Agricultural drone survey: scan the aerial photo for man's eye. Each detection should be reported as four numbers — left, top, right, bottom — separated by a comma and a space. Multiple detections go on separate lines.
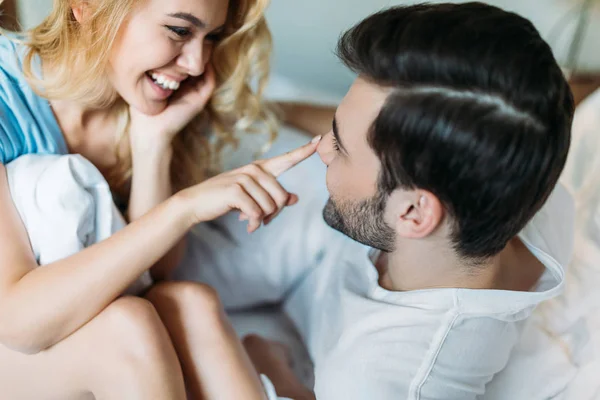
166, 25, 192, 38
332, 136, 341, 152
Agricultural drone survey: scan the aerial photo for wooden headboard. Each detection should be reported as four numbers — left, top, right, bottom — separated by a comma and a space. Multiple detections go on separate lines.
0, 0, 19, 31
571, 74, 600, 107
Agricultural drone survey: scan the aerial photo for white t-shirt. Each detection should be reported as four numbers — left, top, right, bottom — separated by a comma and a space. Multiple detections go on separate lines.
282, 183, 574, 400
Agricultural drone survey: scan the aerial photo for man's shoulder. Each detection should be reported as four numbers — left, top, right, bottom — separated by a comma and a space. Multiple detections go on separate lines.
520, 182, 575, 271
314, 309, 518, 400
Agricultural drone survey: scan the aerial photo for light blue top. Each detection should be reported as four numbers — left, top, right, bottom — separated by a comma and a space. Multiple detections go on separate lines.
0, 35, 67, 165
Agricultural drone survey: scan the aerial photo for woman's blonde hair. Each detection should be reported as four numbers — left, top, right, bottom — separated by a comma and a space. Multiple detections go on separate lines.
19, 0, 277, 196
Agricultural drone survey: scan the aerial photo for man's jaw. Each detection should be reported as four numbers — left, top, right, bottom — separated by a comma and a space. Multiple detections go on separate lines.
322, 196, 396, 252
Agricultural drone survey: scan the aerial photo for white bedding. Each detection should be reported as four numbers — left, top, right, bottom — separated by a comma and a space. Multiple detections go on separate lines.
475, 93, 600, 400
542, 89, 600, 399
227, 79, 600, 399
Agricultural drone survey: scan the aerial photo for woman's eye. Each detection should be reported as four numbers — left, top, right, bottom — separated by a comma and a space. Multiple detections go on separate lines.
206, 32, 224, 43
166, 25, 192, 38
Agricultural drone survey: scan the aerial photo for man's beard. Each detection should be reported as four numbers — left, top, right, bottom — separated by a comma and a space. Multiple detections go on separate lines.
322, 192, 396, 252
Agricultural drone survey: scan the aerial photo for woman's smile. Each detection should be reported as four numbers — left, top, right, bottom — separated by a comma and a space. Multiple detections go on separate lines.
144, 71, 187, 100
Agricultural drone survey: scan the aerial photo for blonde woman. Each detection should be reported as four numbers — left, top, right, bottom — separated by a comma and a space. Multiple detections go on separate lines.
0, 0, 321, 398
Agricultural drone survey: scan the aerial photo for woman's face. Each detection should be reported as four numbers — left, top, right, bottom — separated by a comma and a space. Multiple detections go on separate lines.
107, 0, 229, 115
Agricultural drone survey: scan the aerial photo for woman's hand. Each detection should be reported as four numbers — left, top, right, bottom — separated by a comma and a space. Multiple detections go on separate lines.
178, 136, 322, 232
129, 64, 217, 153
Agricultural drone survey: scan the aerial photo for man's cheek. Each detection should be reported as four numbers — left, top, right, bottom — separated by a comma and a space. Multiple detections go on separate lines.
325, 166, 345, 198
325, 169, 334, 194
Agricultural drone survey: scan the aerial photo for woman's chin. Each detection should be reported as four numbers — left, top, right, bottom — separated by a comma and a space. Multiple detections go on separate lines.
131, 99, 167, 116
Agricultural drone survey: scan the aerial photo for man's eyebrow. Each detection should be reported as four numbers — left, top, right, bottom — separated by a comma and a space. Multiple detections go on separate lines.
168, 12, 206, 29
332, 116, 348, 154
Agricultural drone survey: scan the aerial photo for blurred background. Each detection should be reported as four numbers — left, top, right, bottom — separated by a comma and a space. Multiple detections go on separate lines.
2, 0, 599, 104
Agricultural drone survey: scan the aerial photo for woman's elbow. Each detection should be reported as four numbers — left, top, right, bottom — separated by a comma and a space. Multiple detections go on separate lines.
4, 340, 47, 355
0, 332, 50, 355
0, 311, 53, 355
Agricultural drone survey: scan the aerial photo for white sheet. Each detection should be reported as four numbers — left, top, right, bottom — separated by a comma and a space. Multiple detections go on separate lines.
5, 154, 153, 295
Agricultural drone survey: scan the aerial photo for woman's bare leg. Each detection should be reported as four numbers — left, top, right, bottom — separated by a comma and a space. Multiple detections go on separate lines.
146, 281, 267, 400
0, 296, 187, 400
243, 335, 316, 400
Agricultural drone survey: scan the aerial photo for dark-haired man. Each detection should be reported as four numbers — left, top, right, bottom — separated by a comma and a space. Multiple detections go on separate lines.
178, 2, 575, 398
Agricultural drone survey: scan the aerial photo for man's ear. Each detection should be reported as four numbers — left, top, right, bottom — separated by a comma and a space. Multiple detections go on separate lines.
71, 1, 88, 24
390, 189, 444, 239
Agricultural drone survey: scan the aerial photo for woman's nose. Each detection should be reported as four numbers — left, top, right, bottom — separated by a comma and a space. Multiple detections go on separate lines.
178, 42, 208, 77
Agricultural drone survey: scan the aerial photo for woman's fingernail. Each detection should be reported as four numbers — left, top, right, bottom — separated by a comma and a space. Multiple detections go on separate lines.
311, 135, 322, 144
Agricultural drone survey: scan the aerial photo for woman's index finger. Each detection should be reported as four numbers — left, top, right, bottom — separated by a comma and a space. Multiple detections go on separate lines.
260, 136, 322, 177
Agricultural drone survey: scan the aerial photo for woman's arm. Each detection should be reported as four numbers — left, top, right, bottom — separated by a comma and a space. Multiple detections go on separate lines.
0, 162, 193, 354
0, 139, 318, 355
128, 142, 186, 282
126, 66, 219, 282
277, 102, 336, 138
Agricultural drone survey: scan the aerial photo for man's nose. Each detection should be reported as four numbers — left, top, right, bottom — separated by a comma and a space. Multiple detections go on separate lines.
317, 132, 335, 166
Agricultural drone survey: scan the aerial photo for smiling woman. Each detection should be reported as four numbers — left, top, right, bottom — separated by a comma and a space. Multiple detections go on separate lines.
20, 0, 276, 194
0, 0, 308, 398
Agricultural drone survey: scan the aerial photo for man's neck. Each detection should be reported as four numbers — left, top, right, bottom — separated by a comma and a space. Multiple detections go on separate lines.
376, 237, 545, 292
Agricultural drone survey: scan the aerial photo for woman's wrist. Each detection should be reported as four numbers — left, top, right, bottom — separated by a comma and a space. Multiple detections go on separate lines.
131, 136, 173, 164
130, 141, 173, 185
165, 190, 198, 232
128, 140, 174, 221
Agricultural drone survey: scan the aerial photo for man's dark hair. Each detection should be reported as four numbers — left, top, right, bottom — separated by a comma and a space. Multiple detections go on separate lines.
337, 2, 574, 260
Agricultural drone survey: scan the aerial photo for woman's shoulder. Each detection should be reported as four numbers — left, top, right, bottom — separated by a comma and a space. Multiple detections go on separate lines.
0, 34, 32, 98
0, 33, 20, 54
0, 35, 67, 165
0, 34, 27, 80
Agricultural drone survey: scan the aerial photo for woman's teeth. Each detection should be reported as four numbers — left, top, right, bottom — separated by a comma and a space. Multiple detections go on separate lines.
150, 73, 180, 91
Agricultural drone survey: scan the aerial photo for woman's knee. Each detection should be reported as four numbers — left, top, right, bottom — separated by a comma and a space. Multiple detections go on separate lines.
83, 297, 185, 398
146, 281, 226, 330
100, 296, 175, 361
148, 281, 222, 311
